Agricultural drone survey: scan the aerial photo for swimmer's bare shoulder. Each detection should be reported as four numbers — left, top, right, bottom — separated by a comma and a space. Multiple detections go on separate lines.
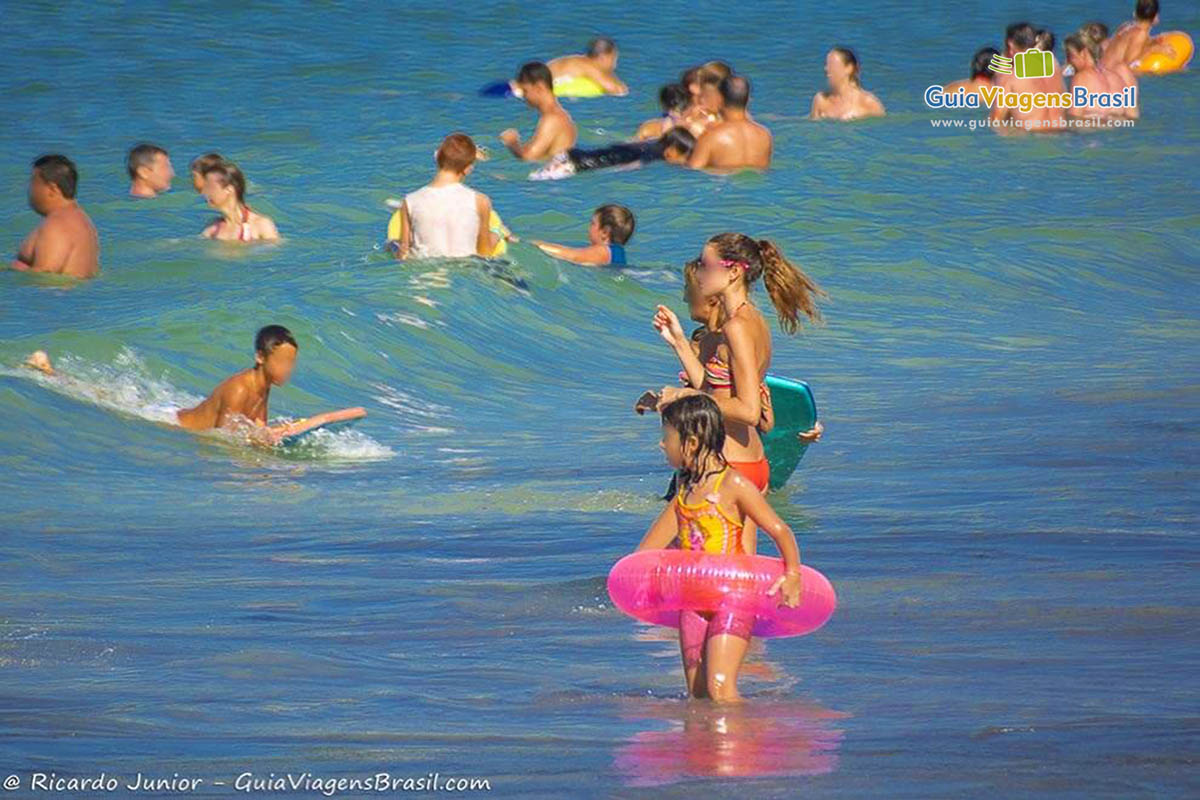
809, 91, 830, 119
176, 369, 257, 430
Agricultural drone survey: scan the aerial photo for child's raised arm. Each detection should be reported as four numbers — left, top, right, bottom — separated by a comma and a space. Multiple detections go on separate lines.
635, 502, 679, 551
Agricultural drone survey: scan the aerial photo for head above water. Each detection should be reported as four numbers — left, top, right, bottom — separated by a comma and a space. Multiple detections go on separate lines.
516, 61, 554, 104
660, 393, 726, 488
659, 83, 690, 115
698, 233, 826, 334
1005, 22, 1038, 54
827, 47, 861, 87
1135, 0, 1159, 23
201, 161, 247, 208
436, 132, 477, 175
1065, 32, 1101, 67
1034, 28, 1056, 53
719, 75, 751, 110
660, 127, 696, 164
1082, 21, 1109, 42
586, 36, 619, 70
254, 324, 298, 385
29, 154, 77, 213
189, 152, 225, 193
971, 46, 1001, 79
591, 204, 635, 246
697, 74, 724, 114
127, 143, 173, 192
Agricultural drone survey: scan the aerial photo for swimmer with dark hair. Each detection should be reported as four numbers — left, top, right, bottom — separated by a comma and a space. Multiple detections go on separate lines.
529, 128, 695, 180
548, 37, 628, 96
943, 47, 1001, 97
25, 326, 364, 444
499, 62, 577, 161
531, 204, 635, 267
635, 83, 691, 140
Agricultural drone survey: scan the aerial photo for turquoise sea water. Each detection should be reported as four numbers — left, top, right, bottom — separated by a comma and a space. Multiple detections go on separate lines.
1, 1, 1198, 797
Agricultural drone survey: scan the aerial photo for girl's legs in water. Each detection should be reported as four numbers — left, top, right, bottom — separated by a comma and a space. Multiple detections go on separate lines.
705, 633, 751, 702
680, 609, 753, 701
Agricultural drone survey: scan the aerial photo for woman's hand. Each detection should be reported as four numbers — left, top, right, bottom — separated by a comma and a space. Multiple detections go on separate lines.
652, 304, 687, 348
798, 420, 824, 444
767, 570, 803, 608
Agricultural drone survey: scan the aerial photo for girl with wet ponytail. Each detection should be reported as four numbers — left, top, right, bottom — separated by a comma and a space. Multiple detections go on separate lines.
651, 233, 824, 500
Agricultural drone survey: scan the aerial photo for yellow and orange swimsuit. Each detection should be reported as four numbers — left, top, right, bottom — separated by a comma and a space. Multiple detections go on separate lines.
674, 468, 756, 665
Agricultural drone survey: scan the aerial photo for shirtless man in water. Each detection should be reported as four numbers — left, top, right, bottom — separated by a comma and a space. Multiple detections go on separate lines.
548, 37, 628, 96
11, 155, 99, 279
500, 62, 577, 161
688, 76, 772, 171
990, 22, 1067, 133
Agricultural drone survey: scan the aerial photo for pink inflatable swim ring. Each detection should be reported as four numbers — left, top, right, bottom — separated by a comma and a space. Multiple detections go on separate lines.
607, 549, 837, 638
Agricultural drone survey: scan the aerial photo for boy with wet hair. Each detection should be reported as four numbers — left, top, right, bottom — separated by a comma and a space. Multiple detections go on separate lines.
26, 325, 362, 443
393, 133, 500, 259
499, 62, 577, 161
531, 203, 635, 266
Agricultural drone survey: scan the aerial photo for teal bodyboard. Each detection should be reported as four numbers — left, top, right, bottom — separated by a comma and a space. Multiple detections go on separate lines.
761, 375, 818, 491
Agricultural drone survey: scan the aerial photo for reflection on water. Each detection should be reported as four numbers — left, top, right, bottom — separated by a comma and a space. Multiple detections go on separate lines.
615, 697, 846, 786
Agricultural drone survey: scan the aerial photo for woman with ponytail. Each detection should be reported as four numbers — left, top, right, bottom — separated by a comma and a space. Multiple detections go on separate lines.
651, 233, 824, 517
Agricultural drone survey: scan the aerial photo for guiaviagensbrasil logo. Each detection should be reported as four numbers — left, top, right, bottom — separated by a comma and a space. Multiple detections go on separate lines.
988, 49, 1055, 79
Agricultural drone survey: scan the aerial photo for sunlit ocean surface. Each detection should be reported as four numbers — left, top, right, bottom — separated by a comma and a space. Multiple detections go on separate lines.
1, 0, 1197, 797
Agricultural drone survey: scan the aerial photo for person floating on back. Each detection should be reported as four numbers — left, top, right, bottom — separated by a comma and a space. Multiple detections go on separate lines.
24, 325, 364, 445
689, 76, 773, 171
528, 128, 695, 180
548, 37, 629, 96
532, 204, 635, 266
11, 154, 100, 279
499, 62, 578, 161
127, 143, 174, 198
392, 133, 502, 260
810, 47, 886, 121
200, 160, 279, 242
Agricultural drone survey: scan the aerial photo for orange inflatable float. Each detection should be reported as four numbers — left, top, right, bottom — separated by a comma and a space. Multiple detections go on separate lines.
1132, 31, 1194, 75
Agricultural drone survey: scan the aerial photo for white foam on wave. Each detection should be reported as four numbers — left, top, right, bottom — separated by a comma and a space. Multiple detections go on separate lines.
4, 350, 394, 461
275, 423, 394, 460
1, 348, 201, 425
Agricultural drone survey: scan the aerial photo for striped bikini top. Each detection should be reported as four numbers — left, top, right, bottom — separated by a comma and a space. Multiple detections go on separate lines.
675, 468, 746, 556
675, 352, 732, 390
